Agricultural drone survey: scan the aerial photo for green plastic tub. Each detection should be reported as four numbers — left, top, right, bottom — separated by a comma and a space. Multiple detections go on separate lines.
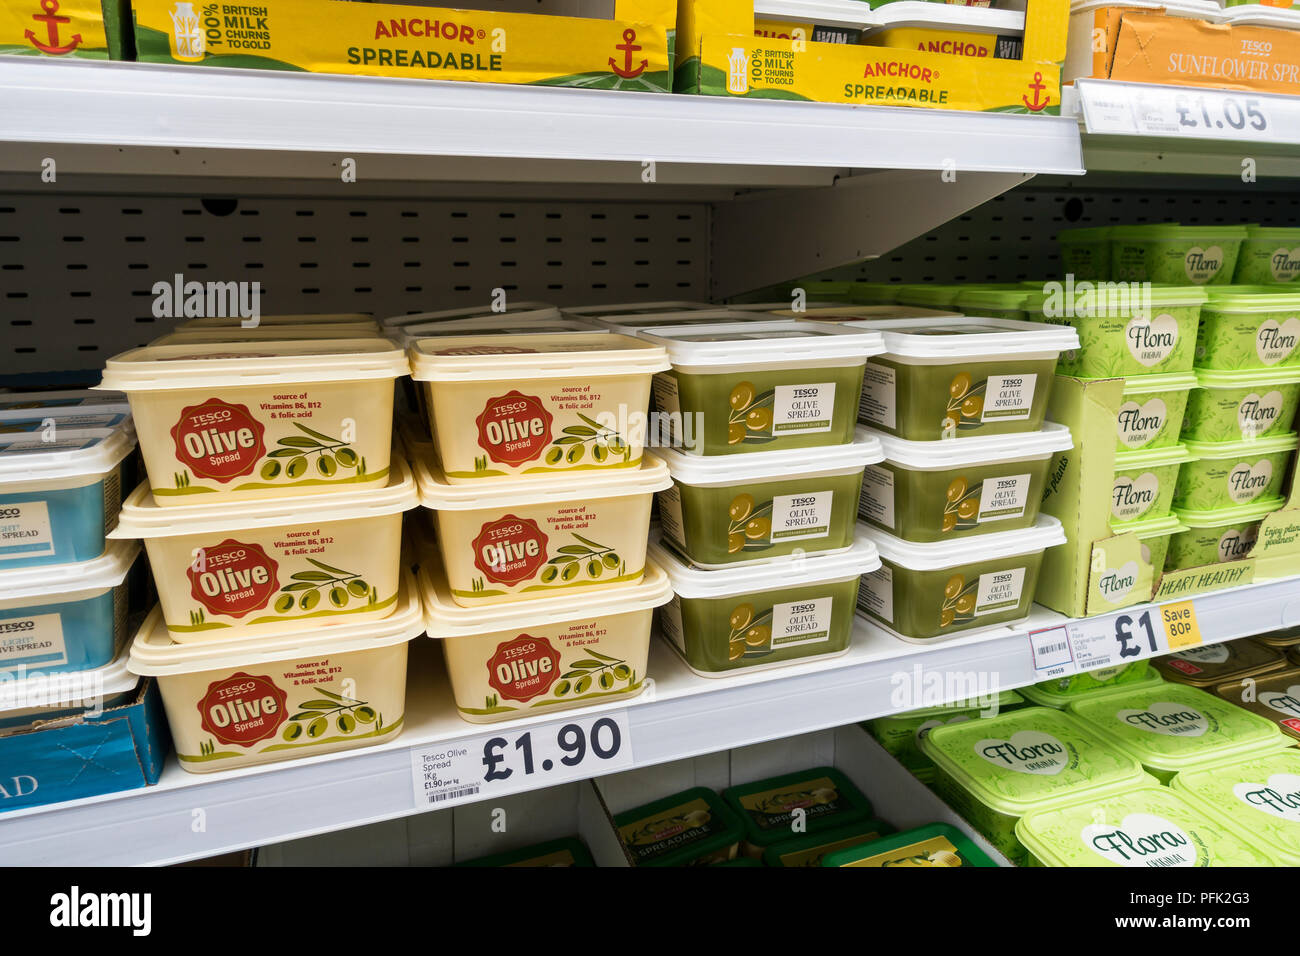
1026, 285, 1206, 378
893, 284, 966, 309
1110, 443, 1192, 526
615, 787, 744, 867
845, 282, 902, 305
1105, 371, 1197, 452
822, 822, 999, 867
1183, 366, 1300, 442
869, 689, 1024, 775
1197, 289, 1300, 369
1110, 224, 1248, 285
1017, 784, 1277, 867
1066, 682, 1287, 784
1020, 662, 1160, 709
638, 321, 883, 456
1171, 750, 1300, 864
1232, 225, 1300, 285
1112, 513, 1185, 578
454, 836, 595, 867
858, 423, 1072, 542
651, 434, 880, 568
1155, 637, 1286, 688
1174, 433, 1296, 512
1167, 497, 1283, 569
651, 534, 877, 675
858, 515, 1065, 642
1058, 226, 1112, 281
722, 766, 874, 856
762, 819, 895, 867
1215, 666, 1300, 744
919, 706, 1151, 865
849, 318, 1077, 441
952, 288, 1033, 322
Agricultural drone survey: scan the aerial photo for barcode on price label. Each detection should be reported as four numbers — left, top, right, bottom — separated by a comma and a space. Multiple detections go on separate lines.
1029, 626, 1073, 672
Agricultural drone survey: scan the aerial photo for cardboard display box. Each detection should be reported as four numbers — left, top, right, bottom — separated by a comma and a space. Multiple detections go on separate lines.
2, 0, 131, 58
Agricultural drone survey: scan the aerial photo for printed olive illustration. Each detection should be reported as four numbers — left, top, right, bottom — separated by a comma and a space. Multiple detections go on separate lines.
729, 640, 746, 661
592, 444, 609, 463
337, 713, 356, 733
744, 516, 770, 540
684, 810, 710, 827
575, 675, 592, 694
946, 477, 967, 503
354, 706, 377, 724
274, 594, 295, 613
307, 716, 328, 738
613, 664, 631, 680
729, 493, 754, 522
599, 672, 614, 690
329, 586, 348, 607
282, 723, 302, 741
949, 372, 971, 399
541, 565, 560, 583
944, 574, 964, 600
566, 444, 585, 464
561, 562, 580, 581
961, 394, 984, 418
745, 406, 773, 432
729, 603, 754, 631
602, 553, 620, 569
300, 589, 321, 611
260, 461, 281, 480
608, 434, 627, 451
335, 448, 358, 468
729, 381, 756, 411
728, 531, 745, 553
941, 512, 958, 532
955, 593, 977, 615
728, 422, 746, 445
744, 625, 770, 647
587, 559, 603, 578
957, 498, 979, 520
347, 579, 369, 597
317, 455, 337, 477
811, 788, 838, 805
544, 446, 564, 465
287, 456, 308, 479
940, 607, 956, 628
554, 680, 571, 697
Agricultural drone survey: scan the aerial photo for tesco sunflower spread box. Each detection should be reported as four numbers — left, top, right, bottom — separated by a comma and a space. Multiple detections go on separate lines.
132, 0, 676, 92
1, 0, 131, 59
675, 0, 1069, 113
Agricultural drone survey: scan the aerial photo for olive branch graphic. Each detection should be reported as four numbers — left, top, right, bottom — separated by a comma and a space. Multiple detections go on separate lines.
727, 381, 776, 446
552, 648, 634, 698
539, 533, 624, 583
262, 422, 364, 480
281, 686, 379, 741
276, 557, 376, 612
545, 413, 629, 465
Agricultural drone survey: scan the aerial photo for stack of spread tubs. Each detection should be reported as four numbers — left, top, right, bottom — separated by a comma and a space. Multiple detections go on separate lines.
408, 330, 674, 723
847, 317, 1074, 643
101, 335, 421, 772
621, 319, 885, 674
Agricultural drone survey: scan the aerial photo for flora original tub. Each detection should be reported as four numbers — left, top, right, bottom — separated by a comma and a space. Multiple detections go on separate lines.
1066, 682, 1287, 784
859, 423, 1072, 542
111, 459, 416, 641
420, 558, 671, 723
1215, 667, 1300, 743
1058, 226, 1112, 281
651, 534, 878, 675
1174, 433, 1296, 511
723, 766, 874, 857
919, 706, 1150, 865
1110, 225, 1248, 285
1020, 664, 1162, 710
653, 434, 881, 568
1183, 366, 1300, 442
127, 570, 422, 772
952, 288, 1033, 322
858, 515, 1065, 642
850, 318, 1077, 441
408, 332, 667, 481
822, 822, 998, 867
1197, 290, 1300, 369
615, 787, 744, 867
637, 321, 882, 455
0, 424, 136, 569
1111, 513, 1185, 579
1104, 372, 1197, 452
1167, 497, 1282, 569
98, 338, 406, 504
1016, 785, 1276, 867
1155, 638, 1285, 687
414, 448, 667, 606
868, 689, 1024, 779
0, 539, 138, 678
0, 646, 138, 730
1110, 443, 1192, 526
1171, 750, 1300, 864
1233, 226, 1300, 284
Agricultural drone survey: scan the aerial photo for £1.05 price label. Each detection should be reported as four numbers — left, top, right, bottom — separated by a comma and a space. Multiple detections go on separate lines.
410, 710, 633, 808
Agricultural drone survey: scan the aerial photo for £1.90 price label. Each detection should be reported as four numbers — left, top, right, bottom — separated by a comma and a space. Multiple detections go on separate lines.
1030, 600, 1203, 679
410, 710, 633, 808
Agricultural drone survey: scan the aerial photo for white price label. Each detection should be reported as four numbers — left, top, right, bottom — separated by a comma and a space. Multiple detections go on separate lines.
410, 710, 633, 808
1077, 79, 1296, 145
1029, 601, 1202, 679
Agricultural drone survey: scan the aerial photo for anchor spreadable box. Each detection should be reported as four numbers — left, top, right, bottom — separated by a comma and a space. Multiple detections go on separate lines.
1, 0, 131, 59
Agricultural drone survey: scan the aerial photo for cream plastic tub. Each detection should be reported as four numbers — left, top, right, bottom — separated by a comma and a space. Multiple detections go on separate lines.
414, 447, 669, 607
563, 301, 715, 317
174, 313, 379, 332
98, 338, 407, 505
420, 558, 672, 723
149, 328, 387, 346
393, 315, 598, 347
588, 310, 764, 337
408, 332, 667, 482
111, 458, 416, 642
128, 570, 422, 772
381, 302, 558, 331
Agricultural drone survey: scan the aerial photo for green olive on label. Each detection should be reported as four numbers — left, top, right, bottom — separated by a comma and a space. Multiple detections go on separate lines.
944, 575, 964, 600
554, 680, 571, 697
287, 456, 308, 479
561, 562, 580, 581
566, 444, 585, 464
348, 579, 369, 597
955, 593, 977, 615
744, 516, 770, 540
355, 706, 377, 723
599, 672, 614, 690
729, 603, 754, 630
575, 675, 592, 694
728, 640, 746, 662
260, 461, 281, 480
728, 532, 745, 553
587, 559, 602, 578
335, 448, 358, 467
545, 446, 564, 465
946, 477, 967, 502
942, 512, 958, 532
608, 435, 627, 451
337, 713, 356, 733
949, 372, 971, 399
602, 553, 619, 569
317, 455, 337, 476
307, 717, 328, 738
300, 589, 321, 611
744, 625, 770, 647
283, 723, 302, 741
329, 586, 348, 607
961, 395, 984, 418
613, 664, 631, 680
540, 565, 560, 583
592, 444, 609, 463
729, 493, 754, 522
957, 499, 978, 520
745, 407, 772, 432
274, 594, 295, 613
728, 422, 746, 445
729, 381, 756, 411
941, 607, 956, 628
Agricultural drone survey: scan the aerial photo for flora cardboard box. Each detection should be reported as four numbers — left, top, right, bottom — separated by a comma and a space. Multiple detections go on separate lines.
675, 0, 1069, 113
133, 0, 676, 92
2, 0, 131, 58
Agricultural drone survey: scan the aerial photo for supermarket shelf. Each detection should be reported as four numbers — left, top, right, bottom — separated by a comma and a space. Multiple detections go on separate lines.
3, 575, 1298, 866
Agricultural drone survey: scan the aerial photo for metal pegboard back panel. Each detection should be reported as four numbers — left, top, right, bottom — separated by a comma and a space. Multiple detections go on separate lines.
0, 195, 708, 376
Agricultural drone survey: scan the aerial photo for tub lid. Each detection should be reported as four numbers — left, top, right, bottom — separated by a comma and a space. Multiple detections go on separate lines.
637, 320, 884, 366
0, 388, 130, 419
1023, 284, 1209, 311
771, 305, 963, 321
1195, 365, 1300, 387
1066, 682, 1285, 772
1173, 496, 1284, 528
859, 421, 1071, 469
1108, 512, 1185, 541
893, 284, 965, 307
1113, 224, 1249, 240
1113, 442, 1193, 470
862, 513, 1065, 571
1016, 785, 1276, 868
414, 452, 670, 509
718, 301, 847, 314
1183, 432, 1299, 458
395, 316, 599, 345
382, 302, 558, 329
651, 432, 882, 485
111, 455, 416, 539
408, 332, 669, 382
1202, 290, 1300, 310
149, 328, 386, 346
875, 688, 1024, 721
0, 538, 139, 603
419, 558, 673, 639
1020, 668, 1165, 710
1245, 225, 1300, 240
863, 2, 1025, 35
918, 706, 1149, 816
1154, 638, 1286, 686
1169, 749, 1300, 865
0, 411, 132, 436
128, 569, 423, 676
842, 317, 1079, 358
99, 338, 408, 391
647, 532, 880, 598
1221, 4, 1300, 29
563, 301, 716, 317
1056, 226, 1112, 241
1120, 371, 1198, 395
0, 425, 136, 482
0, 646, 138, 715
587, 310, 763, 335
175, 313, 378, 330
952, 288, 1032, 311
1068, 0, 1222, 16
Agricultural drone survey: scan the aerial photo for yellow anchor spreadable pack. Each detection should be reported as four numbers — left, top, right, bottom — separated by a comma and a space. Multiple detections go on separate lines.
131, 0, 676, 92
676, 0, 1068, 113
1, 0, 129, 59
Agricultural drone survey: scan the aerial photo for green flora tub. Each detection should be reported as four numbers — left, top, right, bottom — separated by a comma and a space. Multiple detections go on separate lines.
893, 285, 965, 309
1167, 497, 1283, 569
1183, 367, 1300, 442
615, 787, 744, 867
1066, 682, 1287, 784
952, 288, 1033, 322
1017, 784, 1276, 867
844, 282, 901, 305
1026, 286, 1206, 378
858, 515, 1065, 643
859, 424, 1072, 542
1216, 666, 1300, 744
1197, 290, 1300, 369
651, 534, 878, 675
1110, 224, 1248, 285
1233, 226, 1300, 285
1058, 226, 1112, 281
1111, 513, 1185, 579
637, 321, 883, 456
850, 318, 1077, 441
822, 822, 998, 867
1107, 372, 1197, 451
1174, 433, 1296, 511
919, 706, 1151, 865
651, 434, 881, 569
1110, 443, 1192, 526
1155, 637, 1285, 688
1021, 662, 1161, 710
723, 766, 874, 857
1171, 750, 1300, 864
869, 689, 1024, 776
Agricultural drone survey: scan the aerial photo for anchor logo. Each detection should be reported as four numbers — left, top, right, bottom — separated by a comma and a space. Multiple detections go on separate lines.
25, 0, 83, 55
609, 28, 647, 79
1022, 70, 1051, 112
